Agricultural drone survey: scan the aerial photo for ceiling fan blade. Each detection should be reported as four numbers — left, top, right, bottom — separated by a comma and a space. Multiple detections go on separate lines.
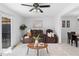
21, 4, 33, 7
39, 5, 50, 8
29, 8, 35, 12
38, 8, 43, 13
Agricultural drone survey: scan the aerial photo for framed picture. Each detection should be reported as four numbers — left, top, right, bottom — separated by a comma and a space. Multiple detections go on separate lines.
33, 20, 43, 28
62, 20, 65, 28
67, 20, 70, 28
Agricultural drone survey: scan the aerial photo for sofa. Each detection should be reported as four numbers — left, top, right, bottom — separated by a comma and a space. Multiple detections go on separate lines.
22, 29, 58, 43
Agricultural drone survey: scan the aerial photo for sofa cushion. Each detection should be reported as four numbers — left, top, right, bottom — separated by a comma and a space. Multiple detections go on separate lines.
31, 30, 43, 37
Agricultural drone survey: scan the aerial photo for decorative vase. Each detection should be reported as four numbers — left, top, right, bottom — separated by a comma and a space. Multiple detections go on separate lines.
34, 40, 38, 47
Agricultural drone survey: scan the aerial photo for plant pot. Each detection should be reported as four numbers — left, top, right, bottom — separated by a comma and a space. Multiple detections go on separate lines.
34, 40, 38, 47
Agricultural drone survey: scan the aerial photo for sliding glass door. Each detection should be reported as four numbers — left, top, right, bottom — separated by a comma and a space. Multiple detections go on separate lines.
2, 17, 11, 48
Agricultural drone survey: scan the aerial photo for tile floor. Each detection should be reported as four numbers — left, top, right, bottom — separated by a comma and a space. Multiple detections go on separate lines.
2, 43, 79, 56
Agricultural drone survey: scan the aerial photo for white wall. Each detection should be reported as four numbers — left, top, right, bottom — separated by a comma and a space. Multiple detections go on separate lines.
55, 17, 62, 43
61, 16, 79, 43
0, 4, 24, 51
24, 17, 56, 34
11, 16, 24, 47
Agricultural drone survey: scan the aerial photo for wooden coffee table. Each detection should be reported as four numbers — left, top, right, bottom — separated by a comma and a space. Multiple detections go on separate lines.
27, 43, 48, 56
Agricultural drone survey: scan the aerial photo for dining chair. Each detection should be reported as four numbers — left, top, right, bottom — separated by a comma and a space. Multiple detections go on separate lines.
71, 34, 78, 47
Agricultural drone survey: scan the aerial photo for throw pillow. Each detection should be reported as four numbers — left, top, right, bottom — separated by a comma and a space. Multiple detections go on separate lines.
27, 32, 31, 37
24, 36, 29, 39
47, 33, 52, 38
50, 32, 54, 37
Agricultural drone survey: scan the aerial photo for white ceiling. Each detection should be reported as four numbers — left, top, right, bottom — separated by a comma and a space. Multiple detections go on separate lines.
65, 7, 79, 16
1, 3, 75, 18
61, 4, 79, 17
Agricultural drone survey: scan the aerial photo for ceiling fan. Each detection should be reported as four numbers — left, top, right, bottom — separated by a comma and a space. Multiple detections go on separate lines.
21, 3, 50, 13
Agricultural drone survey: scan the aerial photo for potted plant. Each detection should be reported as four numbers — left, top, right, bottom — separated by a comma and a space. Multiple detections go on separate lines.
32, 34, 42, 47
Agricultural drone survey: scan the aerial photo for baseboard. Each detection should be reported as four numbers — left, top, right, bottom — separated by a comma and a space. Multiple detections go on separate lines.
11, 45, 16, 50
11, 42, 20, 50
